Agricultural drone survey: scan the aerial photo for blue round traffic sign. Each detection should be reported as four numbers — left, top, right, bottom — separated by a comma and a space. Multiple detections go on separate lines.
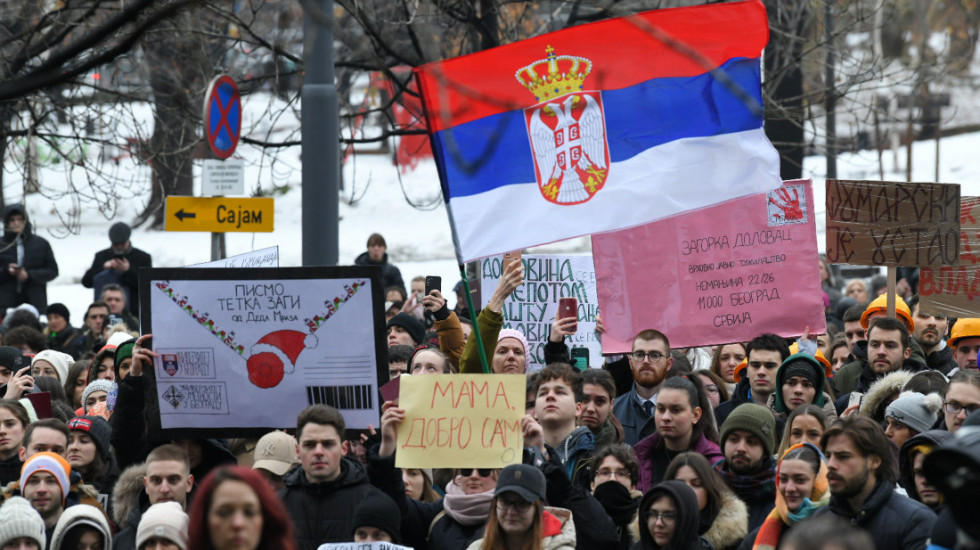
204, 75, 241, 159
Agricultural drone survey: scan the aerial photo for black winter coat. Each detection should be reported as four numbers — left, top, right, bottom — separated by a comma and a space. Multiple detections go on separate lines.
47, 324, 87, 360
0, 453, 23, 486
81, 246, 153, 315
280, 458, 384, 550
0, 205, 58, 312
813, 479, 936, 550
354, 252, 404, 290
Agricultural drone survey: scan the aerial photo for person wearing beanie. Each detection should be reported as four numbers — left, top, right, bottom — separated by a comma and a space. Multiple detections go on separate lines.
136, 502, 188, 550
43, 305, 86, 362
883, 392, 943, 449
772, 353, 837, 423
0, 345, 29, 389
491, 328, 530, 374
81, 222, 152, 317
113, 339, 137, 381
351, 492, 402, 543
81, 380, 115, 415
0, 496, 47, 550
20, 451, 72, 538
66, 416, 118, 496
386, 312, 425, 347
30, 350, 73, 384
714, 403, 778, 532
49, 503, 112, 550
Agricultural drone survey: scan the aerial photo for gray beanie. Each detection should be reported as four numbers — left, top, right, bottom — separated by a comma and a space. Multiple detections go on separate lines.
0, 497, 46, 548
137, 502, 188, 550
886, 392, 943, 434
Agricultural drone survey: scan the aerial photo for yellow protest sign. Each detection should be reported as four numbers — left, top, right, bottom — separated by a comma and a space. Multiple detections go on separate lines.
395, 374, 525, 469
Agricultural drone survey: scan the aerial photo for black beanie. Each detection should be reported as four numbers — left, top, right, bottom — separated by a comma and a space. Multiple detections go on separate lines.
782, 359, 820, 388
45, 303, 71, 323
67, 416, 112, 461
386, 313, 425, 346
351, 493, 401, 543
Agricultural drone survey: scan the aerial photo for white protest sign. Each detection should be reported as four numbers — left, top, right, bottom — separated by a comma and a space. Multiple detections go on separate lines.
190, 246, 279, 268
480, 254, 599, 370
141, 266, 385, 435
317, 543, 413, 550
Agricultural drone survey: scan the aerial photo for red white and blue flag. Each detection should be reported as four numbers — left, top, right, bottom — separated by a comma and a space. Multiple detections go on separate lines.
415, 0, 781, 263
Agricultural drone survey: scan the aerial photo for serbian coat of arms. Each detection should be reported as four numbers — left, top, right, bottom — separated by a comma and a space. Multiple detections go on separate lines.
517, 46, 610, 205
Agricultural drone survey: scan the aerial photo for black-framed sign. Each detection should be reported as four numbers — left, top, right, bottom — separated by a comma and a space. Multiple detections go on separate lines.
139, 266, 385, 438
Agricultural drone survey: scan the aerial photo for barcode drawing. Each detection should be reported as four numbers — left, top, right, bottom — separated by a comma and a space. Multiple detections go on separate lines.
306, 385, 373, 410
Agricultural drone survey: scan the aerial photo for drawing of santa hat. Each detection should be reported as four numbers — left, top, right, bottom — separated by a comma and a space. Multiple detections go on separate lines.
247, 330, 318, 389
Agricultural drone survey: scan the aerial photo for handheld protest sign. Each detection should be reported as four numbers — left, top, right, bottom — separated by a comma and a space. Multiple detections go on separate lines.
920, 196, 980, 316
139, 266, 385, 439
395, 374, 525, 469
825, 179, 960, 267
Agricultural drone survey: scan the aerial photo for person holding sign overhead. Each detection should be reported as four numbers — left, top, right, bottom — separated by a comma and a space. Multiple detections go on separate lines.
460, 259, 525, 374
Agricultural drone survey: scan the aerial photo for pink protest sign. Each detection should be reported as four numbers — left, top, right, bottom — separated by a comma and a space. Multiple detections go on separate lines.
592, 179, 825, 352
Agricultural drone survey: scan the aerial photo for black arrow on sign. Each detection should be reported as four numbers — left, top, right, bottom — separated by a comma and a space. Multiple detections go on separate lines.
174, 208, 197, 222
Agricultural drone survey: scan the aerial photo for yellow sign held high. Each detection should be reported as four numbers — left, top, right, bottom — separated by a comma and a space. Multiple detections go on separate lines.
395, 374, 525, 469
165, 196, 273, 233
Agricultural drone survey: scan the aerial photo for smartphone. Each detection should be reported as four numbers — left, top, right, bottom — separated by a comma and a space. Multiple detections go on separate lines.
558, 297, 577, 320
502, 250, 522, 272
425, 276, 441, 296
847, 392, 864, 410
570, 347, 589, 371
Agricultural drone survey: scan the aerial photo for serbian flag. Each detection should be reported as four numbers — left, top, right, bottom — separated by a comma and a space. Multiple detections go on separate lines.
415, 0, 781, 263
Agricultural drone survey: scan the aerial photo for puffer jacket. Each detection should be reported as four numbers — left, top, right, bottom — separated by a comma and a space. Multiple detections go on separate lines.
467, 507, 577, 550
111, 463, 149, 550
280, 457, 384, 550
703, 490, 748, 550
813, 478, 936, 550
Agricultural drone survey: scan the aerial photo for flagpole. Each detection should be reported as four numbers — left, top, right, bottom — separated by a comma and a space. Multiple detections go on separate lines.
459, 264, 490, 374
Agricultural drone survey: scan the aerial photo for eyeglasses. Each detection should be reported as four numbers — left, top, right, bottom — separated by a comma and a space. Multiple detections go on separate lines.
703, 384, 720, 395
632, 351, 666, 362
647, 511, 676, 525
944, 401, 980, 415
497, 499, 533, 513
596, 468, 631, 480
456, 468, 493, 478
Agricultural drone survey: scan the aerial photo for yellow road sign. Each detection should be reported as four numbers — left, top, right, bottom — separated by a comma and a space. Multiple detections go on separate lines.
165, 196, 274, 233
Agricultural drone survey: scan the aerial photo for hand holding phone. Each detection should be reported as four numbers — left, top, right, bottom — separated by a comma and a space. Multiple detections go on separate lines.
425, 276, 442, 296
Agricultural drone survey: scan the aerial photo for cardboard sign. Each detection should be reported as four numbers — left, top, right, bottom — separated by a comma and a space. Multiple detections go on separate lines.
919, 197, 980, 316
592, 180, 825, 352
139, 267, 385, 438
395, 374, 525, 469
825, 179, 960, 267
480, 255, 599, 370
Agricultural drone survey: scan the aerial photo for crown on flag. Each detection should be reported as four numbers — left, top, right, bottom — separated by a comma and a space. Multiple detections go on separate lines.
515, 45, 593, 102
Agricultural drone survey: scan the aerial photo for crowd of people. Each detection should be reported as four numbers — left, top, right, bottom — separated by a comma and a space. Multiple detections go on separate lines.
1, 231, 979, 550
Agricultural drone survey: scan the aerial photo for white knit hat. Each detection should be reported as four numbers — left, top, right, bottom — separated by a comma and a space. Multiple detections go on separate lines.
31, 349, 74, 383
82, 380, 116, 412
0, 497, 46, 548
137, 502, 188, 550
49, 504, 112, 550
886, 391, 943, 434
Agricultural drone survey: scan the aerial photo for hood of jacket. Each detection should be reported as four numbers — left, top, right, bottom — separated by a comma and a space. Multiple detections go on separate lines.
49, 502, 112, 550
702, 489, 749, 550
542, 507, 577, 550
112, 463, 149, 527
637, 480, 701, 550
859, 369, 914, 420
773, 353, 828, 413
898, 430, 954, 497
1, 203, 32, 240
283, 455, 370, 493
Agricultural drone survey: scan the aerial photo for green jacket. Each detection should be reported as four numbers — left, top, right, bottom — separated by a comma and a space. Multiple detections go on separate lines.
459, 307, 503, 373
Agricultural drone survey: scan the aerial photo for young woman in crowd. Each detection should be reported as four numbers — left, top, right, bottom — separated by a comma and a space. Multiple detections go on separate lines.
63, 360, 90, 410
591, 443, 643, 549
632, 480, 710, 550
0, 399, 30, 485
739, 444, 829, 550
459, 259, 524, 373
710, 343, 746, 394
844, 279, 868, 305
404, 467, 441, 502
468, 464, 575, 550
49, 504, 113, 550
827, 336, 849, 376
188, 465, 295, 550
695, 370, 729, 409
66, 416, 119, 495
883, 392, 942, 449
634, 375, 721, 491
664, 453, 748, 550
775, 406, 827, 457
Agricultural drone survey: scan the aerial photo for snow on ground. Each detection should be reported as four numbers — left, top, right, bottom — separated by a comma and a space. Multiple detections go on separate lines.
8, 90, 980, 322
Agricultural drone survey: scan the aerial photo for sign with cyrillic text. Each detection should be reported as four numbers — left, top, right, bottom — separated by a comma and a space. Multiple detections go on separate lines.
480, 255, 599, 370
825, 179, 960, 267
140, 267, 385, 438
592, 180, 824, 351
395, 374, 525, 469
920, 197, 980, 316
317, 543, 413, 550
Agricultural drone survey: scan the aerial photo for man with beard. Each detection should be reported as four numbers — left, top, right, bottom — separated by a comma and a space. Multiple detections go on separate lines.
948, 318, 980, 373
816, 415, 936, 549
713, 403, 777, 531
612, 329, 673, 445
715, 333, 789, 427
908, 294, 956, 375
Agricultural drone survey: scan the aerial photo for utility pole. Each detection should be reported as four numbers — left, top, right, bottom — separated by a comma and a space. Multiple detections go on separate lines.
824, 0, 836, 180
302, 1, 339, 267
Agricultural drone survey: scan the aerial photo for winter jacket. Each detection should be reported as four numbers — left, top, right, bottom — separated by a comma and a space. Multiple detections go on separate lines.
466, 507, 578, 550
109, 374, 148, 470
834, 357, 927, 416
634, 432, 723, 493
111, 463, 150, 550
835, 339, 927, 395
612, 385, 657, 446
459, 307, 503, 373
592, 416, 626, 450
281, 457, 384, 550
553, 426, 596, 491
714, 379, 752, 429
898, 430, 954, 499
631, 480, 714, 550
593, 481, 642, 550
858, 369, 914, 421
703, 490, 748, 550
813, 478, 936, 550
46, 324, 88, 360
923, 343, 957, 375
713, 458, 777, 533
0, 453, 22, 487
433, 310, 466, 370
81, 245, 153, 315
538, 445, 620, 550
0, 204, 58, 312
354, 251, 404, 290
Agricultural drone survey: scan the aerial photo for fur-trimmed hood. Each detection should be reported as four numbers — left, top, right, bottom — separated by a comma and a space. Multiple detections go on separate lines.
860, 370, 914, 421
112, 462, 148, 527
703, 489, 749, 550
